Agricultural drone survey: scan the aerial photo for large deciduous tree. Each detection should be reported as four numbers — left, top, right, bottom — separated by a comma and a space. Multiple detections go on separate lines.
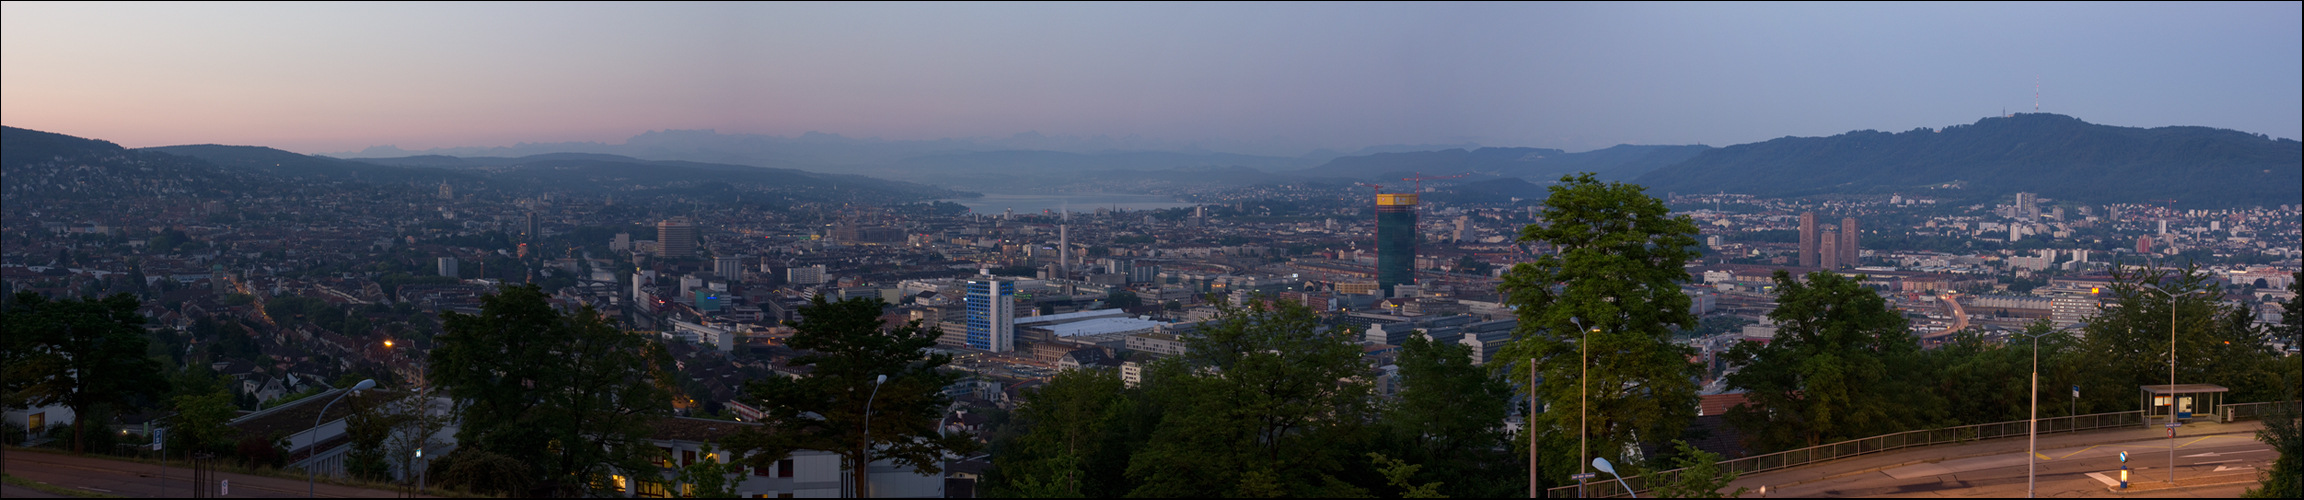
1379, 333, 1523, 498
725, 296, 972, 497
2078, 264, 2280, 408
1726, 270, 1933, 451
430, 284, 674, 497
1123, 299, 1376, 497
3, 292, 169, 453
1497, 173, 1703, 488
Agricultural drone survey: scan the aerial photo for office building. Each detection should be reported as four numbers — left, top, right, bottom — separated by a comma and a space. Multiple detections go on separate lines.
1798, 212, 1819, 267
524, 212, 540, 241
1376, 193, 1418, 297
1819, 231, 1841, 270
714, 256, 744, 281
787, 264, 827, 286
1840, 217, 1859, 268
658, 217, 697, 258
437, 257, 458, 278
966, 277, 1017, 352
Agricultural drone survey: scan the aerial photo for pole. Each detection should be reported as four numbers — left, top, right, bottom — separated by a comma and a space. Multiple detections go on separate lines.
861, 374, 886, 498
2029, 337, 2038, 498
2169, 289, 2177, 486
1577, 319, 1589, 498
1529, 361, 1538, 498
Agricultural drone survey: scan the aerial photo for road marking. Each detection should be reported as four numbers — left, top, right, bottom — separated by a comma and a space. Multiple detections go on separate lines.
2055, 444, 2103, 460
2036, 452, 2052, 460
2177, 436, 2225, 448
2193, 459, 2241, 464
78, 487, 113, 492
2085, 472, 2119, 487
2215, 465, 2256, 472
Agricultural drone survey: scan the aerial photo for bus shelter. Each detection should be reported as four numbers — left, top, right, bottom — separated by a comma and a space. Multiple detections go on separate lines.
2140, 384, 2227, 425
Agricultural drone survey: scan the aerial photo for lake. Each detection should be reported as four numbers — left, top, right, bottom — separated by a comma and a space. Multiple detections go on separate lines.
937, 193, 1197, 216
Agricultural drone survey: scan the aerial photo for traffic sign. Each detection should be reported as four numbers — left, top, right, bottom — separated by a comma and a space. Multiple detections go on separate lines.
2119, 451, 2129, 462
2165, 422, 2181, 429
151, 428, 163, 450
1570, 473, 1597, 481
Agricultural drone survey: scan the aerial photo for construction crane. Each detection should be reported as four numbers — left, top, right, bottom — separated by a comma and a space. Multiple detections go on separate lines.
1400, 172, 1470, 193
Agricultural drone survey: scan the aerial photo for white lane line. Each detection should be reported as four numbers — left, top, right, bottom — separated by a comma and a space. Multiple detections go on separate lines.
2085, 472, 2119, 487
2193, 459, 2241, 464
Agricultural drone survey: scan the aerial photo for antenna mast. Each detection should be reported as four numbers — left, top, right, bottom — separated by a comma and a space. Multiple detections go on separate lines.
2034, 76, 2040, 112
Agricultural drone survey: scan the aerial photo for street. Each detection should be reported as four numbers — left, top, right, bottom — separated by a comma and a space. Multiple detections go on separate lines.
1733, 420, 2272, 498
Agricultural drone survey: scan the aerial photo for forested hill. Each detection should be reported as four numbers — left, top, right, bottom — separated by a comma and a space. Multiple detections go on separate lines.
1633, 113, 2302, 207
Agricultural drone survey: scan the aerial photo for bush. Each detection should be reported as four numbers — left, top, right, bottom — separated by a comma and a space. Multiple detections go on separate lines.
237, 434, 286, 469
431, 448, 533, 497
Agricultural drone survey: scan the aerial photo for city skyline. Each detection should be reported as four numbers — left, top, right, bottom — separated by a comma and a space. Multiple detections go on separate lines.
4, 2, 2298, 157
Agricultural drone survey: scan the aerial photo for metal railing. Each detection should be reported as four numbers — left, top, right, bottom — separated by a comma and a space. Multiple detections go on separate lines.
2223, 400, 2303, 422
1548, 410, 2147, 498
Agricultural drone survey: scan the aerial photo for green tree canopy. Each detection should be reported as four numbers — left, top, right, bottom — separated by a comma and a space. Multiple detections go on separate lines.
2077, 263, 2282, 407
1380, 333, 1523, 498
724, 296, 972, 496
1497, 173, 1703, 489
1123, 299, 1376, 497
1725, 270, 1933, 451
430, 284, 674, 496
3, 292, 169, 453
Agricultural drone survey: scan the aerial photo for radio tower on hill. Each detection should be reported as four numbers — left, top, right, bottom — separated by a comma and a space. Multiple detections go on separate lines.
2035, 76, 2040, 112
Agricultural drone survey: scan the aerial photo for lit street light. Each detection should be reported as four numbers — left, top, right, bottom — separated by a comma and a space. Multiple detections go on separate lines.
2018, 324, 2082, 498
1592, 457, 1636, 499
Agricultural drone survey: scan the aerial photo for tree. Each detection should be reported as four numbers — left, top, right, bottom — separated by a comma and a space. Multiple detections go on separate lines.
343, 394, 400, 481
3, 292, 169, 453
381, 387, 452, 491
430, 284, 675, 496
1496, 173, 1703, 488
1367, 452, 1447, 498
1123, 299, 1375, 497
1725, 270, 1932, 451
1380, 333, 1522, 498
1646, 440, 1749, 498
725, 296, 973, 497
987, 368, 1131, 497
670, 443, 750, 498
1105, 291, 1142, 310
2078, 263, 2281, 408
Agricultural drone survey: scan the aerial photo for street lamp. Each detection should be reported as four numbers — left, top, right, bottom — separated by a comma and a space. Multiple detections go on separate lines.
309, 378, 375, 498
860, 374, 887, 498
1591, 457, 1637, 498
1568, 317, 1599, 498
2138, 283, 2210, 486
2019, 325, 2081, 498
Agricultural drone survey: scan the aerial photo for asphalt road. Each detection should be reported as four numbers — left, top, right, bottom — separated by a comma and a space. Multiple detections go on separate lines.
2, 448, 420, 498
1739, 429, 2273, 498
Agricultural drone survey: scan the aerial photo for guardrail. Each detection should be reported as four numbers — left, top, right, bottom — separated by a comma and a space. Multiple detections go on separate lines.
1548, 410, 2146, 498
2223, 401, 2302, 423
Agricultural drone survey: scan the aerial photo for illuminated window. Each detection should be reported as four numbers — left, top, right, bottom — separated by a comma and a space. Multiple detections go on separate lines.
636, 479, 669, 498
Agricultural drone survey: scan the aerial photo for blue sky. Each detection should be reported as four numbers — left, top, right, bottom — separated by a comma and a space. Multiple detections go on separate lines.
4, 2, 2297, 156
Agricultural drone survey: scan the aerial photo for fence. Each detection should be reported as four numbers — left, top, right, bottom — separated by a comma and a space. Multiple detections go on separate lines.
2223, 401, 2302, 422
1548, 410, 2145, 498
1553, 399, 2302, 498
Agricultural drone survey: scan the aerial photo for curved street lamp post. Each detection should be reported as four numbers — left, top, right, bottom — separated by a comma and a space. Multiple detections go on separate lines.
308, 379, 375, 498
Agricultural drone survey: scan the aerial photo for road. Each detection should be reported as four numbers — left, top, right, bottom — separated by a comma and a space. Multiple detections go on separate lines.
3, 448, 421, 498
1731, 420, 2271, 498
1941, 293, 1969, 334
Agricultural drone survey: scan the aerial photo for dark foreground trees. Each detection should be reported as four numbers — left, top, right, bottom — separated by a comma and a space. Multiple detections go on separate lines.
2, 292, 168, 453
430, 284, 674, 496
725, 296, 974, 497
984, 299, 1526, 498
1727, 270, 1934, 450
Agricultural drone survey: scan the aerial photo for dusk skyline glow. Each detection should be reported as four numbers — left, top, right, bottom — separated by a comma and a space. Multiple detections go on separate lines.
4, 2, 2298, 157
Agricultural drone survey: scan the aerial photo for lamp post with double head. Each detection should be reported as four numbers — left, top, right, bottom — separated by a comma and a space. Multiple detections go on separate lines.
2137, 282, 2210, 485
309, 379, 376, 497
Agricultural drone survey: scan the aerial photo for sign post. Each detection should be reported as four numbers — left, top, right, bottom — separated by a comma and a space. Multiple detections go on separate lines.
2118, 451, 2129, 489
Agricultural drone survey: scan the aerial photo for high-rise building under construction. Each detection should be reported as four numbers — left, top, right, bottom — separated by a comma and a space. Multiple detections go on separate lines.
1376, 193, 1418, 297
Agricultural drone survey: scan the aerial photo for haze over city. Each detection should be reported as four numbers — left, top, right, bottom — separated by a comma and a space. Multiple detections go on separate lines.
3, 2, 2298, 157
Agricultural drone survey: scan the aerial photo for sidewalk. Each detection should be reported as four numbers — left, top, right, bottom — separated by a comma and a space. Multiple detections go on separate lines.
1726, 419, 2266, 492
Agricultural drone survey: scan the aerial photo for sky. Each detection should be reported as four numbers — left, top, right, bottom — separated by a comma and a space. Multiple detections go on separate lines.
4, 2, 2299, 156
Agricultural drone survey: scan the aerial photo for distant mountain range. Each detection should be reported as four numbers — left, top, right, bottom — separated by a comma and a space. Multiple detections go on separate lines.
15, 112, 2299, 208
1634, 113, 2301, 207
1, 126, 968, 207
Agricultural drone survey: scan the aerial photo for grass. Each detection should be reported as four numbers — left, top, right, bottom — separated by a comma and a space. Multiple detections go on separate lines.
2, 473, 126, 498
